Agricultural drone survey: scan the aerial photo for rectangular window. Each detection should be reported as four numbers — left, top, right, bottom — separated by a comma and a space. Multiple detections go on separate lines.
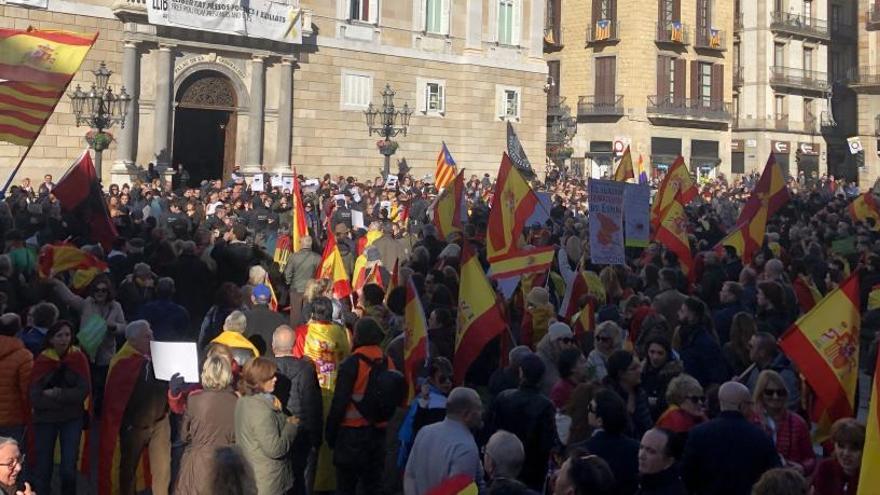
775, 95, 785, 120
668, 58, 677, 100
803, 0, 812, 20
697, 0, 711, 31
831, 4, 841, 31
594, 56, 616, 104
774, 0, 783, 13
426, 0, 442, 33
804, 97, 814, 122
505, 89, 519, 117
342, 72, 372, 109
548, 60, 560, 104
498, 0, 515, 45
496, 84, 522, 120
774, 43, 785, 66
699, 62, 712, 104
351, 0, 370, 22
426, 82, 444, 113
803, 47, 813, 72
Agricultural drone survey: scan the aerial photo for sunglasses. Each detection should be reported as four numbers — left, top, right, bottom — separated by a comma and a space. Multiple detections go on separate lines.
686, 395, 706, 404
763, 388, 787, 398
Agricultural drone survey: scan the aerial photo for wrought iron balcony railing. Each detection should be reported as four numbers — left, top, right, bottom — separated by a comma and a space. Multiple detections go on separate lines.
586, 20, 620, 44
695, 27, 726, 50
770, 12, 830, 39
847, 66, 880, 88
656, 22, 689, 44
577, 95, 625, 116
646, 96, 732, 121
769, 66, 830, 91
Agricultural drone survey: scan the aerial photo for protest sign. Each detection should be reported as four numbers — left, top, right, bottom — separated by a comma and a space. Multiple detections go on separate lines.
624, 184, 650, 248
589, 179, 625, 265
150, 341, 201, 383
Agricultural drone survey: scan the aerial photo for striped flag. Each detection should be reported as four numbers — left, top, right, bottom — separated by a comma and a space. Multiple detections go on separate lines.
858, 342, 880, 494
613, 145, 635, 182
670, 21, 684, 42
651, 155, 697, 230
637, 153, 648, 184
595, 19, 611, 40
315, 230, 352, 299
404, 277, 429, 402
487, 246, 555, 280
559, 268, 606, 320
426, 474, 479, 495
847, 192, 880, 230
487, 153, 540, 261
432, 169, 465, 240
0, 82, 65, 146
435, 141, 457, 190
37, 243, 107, 290
653, 196, 694, 281
291, 170, 308, 253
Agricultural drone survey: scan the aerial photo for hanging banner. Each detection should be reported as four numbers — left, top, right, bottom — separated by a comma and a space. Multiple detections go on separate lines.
588, 179, 625, 265
6, 0, 48, 7
624, 183, 650, 248
147, 0, 303, 44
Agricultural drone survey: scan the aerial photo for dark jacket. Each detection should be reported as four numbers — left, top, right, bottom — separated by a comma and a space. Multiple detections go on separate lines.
212, 240, 258, 286
244, 304, 288, 356
712, 302, 746, 345
641, 359, 683, 421
137, 298, 191, 342
756, 308, 792, 337
700, 264, 727, 308
636, 466, 687, 495
485, 385, 558, 491
681, 411, 781, 495
117, 277, 155, 319
487, 366, 520, 403
171, 253, 216, 335
604, 378, 653, 440
273, 355, 323, 449
678, 325, 726, 387
724, 259, 743, 283
176, 389, 238, 495
573, 430, 639, 495
28, 352, 89, 424
122, 357, 169, 428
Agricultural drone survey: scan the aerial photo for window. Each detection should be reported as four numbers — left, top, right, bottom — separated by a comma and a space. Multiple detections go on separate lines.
341, 70, 373, 109
597, 0, 612, 19
424, 0, 450, 34
350, 0, 378, 23
804, 98, 814, 125
660, 0, 676, 23
774, 0, 783, 13
775, 95, 785, 120
831, 4, 841, 31
803, 0, 812, 20
497, 0, 520, 45
774, 43, 785, 66
594, 56, 616, 104
803, 47, 813, 72
699, 62, 713, 105
668, 58, 677, 100
697, 0, 712, 32
496, 85, 522, 120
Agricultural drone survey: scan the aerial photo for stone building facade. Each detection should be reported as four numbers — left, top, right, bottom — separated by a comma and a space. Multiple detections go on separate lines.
545, 0, 734, 179
849, 0, 880, 187
0, 0, 548, 184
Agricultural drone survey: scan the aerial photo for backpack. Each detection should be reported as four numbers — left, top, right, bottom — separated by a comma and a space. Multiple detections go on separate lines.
354, 353, 405, 424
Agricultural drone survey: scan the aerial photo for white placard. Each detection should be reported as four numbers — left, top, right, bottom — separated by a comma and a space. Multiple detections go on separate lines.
251, 174, 264, 192
282, 177, 294, 191
271, 175, 285, 188
351, 210, 365, 229
147, 0, 303, 44
384, 175, 399, 189
150, 341, 200, 383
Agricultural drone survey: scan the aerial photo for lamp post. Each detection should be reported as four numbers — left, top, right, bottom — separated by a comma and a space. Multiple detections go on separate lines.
546, 97, 577, 178
364, 84, 413, 179
68, 62, 131, 181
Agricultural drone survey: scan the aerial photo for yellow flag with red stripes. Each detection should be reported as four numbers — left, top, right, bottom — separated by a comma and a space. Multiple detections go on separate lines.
858, 342, 880, 494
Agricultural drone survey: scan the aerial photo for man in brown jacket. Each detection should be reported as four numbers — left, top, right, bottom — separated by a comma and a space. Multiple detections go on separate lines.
0, 313, 33, 443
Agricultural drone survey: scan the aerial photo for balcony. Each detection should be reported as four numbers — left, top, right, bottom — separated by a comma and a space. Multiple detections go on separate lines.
868, 5, 880, 31
646, 96, 732, 123
586, 20, 620, 44
577, 95, 625, 117
544, 25, 563, 49
695, 27, 726, 50
804, 115, 818, 134
770, 12, 830, 40
769, 66, 830, 92
847, 67, 880, 92
773, 116, 789, 131
656, 22, 689, 44
733, 66, 744, 87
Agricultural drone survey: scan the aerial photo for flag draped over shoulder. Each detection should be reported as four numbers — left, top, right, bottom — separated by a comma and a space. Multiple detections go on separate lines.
613, 145, 635, 182
38, 243, 107, 290
432, 170, 465, 240
435, 141, 457, 190
653, 197, 694, 280
779, 274, 860, 435
426, 474, 479, 495
315, 230, 352, 299
403, 277, 429, 402
487, 153, 539, 260
650, 156, 697, 230
455, 242, 507, 384
52, 150, 118, 251
848, 192, 880, 230
858, 347, 880, 494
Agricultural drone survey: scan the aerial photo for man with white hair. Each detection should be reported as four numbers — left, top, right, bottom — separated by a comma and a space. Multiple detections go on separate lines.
404, 387, 485, 494
284, 234, 322, 325
0, 437, 33, 495
211, 310, 259, 365
484, 430, 534, 493
99, 320, 172, 495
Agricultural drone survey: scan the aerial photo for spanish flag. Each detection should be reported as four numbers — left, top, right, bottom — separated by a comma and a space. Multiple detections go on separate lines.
454, 242, 508, 384
487, 153, 539, 261
779, 273, 860, 440
650, 156, 697, 230
435, 141, 457, 190
559, 268, 606, 320
858, 343, 880, 495
0, 28, 97, 86
315, 230, 352, 299
613, 145, 635, 182
273, 233, 292, 269
98, 343, 151, 495
291, 170, 308, 253
847, 192, 880, 230
38, 243, 107, 290
426, 474, 479, 495
488, 246, 555, 280
432, 169, 465, 240
653, 196, 694, 280
793, 274, 822, 314
404, 277, 429, 402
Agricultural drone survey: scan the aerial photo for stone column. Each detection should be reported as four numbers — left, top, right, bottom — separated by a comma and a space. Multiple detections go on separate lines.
246, 55, 266, 173
112, 40, 140, 184
153, 43, 175, 169
273, 57, 294, 174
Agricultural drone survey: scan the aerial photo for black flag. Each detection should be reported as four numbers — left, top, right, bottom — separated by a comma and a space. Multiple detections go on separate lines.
506, 121, 536, 179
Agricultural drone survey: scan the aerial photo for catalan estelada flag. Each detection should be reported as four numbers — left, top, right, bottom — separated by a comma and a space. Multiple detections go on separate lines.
404, 277, 429, 402
426, 474, 479, 495
858, 343, 880, 495
432, 169, 465, 240
315, 230, 352, 299
653, 196, 694, 281
709, 28, 721, 48
848, 192, 880, 230
435, 141, 457, 190
670, 21, 684, 42
779, 273, 860, 442
455, 242, 507, 384
650, 156, 697, 230
0, 28, 97, 85
613, 145, 635, 182
38, 243, 107, 290
487, 153, 539, 261
595, 19, 611, 40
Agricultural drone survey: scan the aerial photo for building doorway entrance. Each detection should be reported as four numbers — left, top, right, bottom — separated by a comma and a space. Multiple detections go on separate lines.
172, 70, 237, 186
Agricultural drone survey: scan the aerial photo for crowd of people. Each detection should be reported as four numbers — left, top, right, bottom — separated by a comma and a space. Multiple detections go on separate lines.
0, 163, 876, 495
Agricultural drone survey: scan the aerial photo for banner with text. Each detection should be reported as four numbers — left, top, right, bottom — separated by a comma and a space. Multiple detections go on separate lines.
6, 0, 49, 8
148, 0, 303, 44
624, 183, 650, 248
589, 179, 625, 265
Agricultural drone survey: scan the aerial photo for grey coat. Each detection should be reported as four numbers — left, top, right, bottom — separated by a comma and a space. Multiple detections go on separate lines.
284, 249, 322, 292
234, 393, 298, 495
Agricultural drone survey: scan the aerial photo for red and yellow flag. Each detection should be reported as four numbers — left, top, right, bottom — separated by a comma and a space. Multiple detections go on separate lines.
848, 192, 880, 230
0, 82, 65, 147
0, 29, 97, 85
488, 246, 555, 280
432, 169, 465, 240
858, 342, 880, 495
435, 141, 457, 190
651, 156, 697, 230
315, 230, 352, 299
291, 171, 308, 253
403, 277, 429, 402
779, 273, 860, 435
38, 243, 107, 290
487, 153, 539, 261
613, 145, 635, 182
559, 268, 606, 320
653, 197, 694, 280
426, 474, 479, 495
454, 242, 508, 384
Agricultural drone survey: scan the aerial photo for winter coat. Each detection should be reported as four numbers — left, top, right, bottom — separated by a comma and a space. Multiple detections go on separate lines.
757, 307, 792, 338
642, 359, 683, 421
283, 249, 322, 293
572, 430, 639, 495
171, 253, 216, 334
604, 378, 653, 439
175, 389, 238, 495
137, 298, 190, 342
53, 282, 127, 366
712, 302, 746, 345
0, 336, 33, 426
652, 288, 687, 330
243, 304, 288, 356
117, 277, 156, 319
273, 355, 323, 449
678, 325, 726, 387
234, 393, 298, 495
28, 349, 89, 424
636, 466, 687, 495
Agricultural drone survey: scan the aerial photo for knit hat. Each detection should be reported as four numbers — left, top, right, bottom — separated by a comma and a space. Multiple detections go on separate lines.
527, 286, 550, 308
548, 322, 573, 341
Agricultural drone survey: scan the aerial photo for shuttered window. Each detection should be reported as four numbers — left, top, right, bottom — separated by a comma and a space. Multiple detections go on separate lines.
595, 57, 616, 104
498, 0, 521, 45
342, 72, 372, 108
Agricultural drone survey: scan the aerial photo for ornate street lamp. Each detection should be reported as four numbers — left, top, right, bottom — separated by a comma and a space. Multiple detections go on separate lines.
364, 84, 413, 178
68, 61, 131, 181
546, 97, 578, 178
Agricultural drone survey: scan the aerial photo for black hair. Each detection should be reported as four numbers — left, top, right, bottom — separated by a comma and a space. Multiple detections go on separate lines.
362, 284, 385, 306
557, 348, 584, 380
593, 388, 628, 435
605, 350, 635, 382
353, 317, 384, 348
310, 296, 334, 321
565, 449, 616, 495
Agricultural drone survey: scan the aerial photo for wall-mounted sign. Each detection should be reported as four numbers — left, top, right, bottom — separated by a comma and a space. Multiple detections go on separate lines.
771, 140, 790, 154
798, 142, 820, 156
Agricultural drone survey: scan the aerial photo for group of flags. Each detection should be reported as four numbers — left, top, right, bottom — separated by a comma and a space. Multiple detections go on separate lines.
611, 145, 648, 184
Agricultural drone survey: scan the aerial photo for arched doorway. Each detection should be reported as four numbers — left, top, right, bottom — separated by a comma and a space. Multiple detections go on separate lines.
172, 70, 237, 186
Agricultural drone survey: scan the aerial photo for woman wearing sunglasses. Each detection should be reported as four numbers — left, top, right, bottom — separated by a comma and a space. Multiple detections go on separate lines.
656, 374, 707, 433
751, 370, 815, 476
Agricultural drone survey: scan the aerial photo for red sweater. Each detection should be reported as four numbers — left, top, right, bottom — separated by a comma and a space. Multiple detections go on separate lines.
811, 458, 859, 495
